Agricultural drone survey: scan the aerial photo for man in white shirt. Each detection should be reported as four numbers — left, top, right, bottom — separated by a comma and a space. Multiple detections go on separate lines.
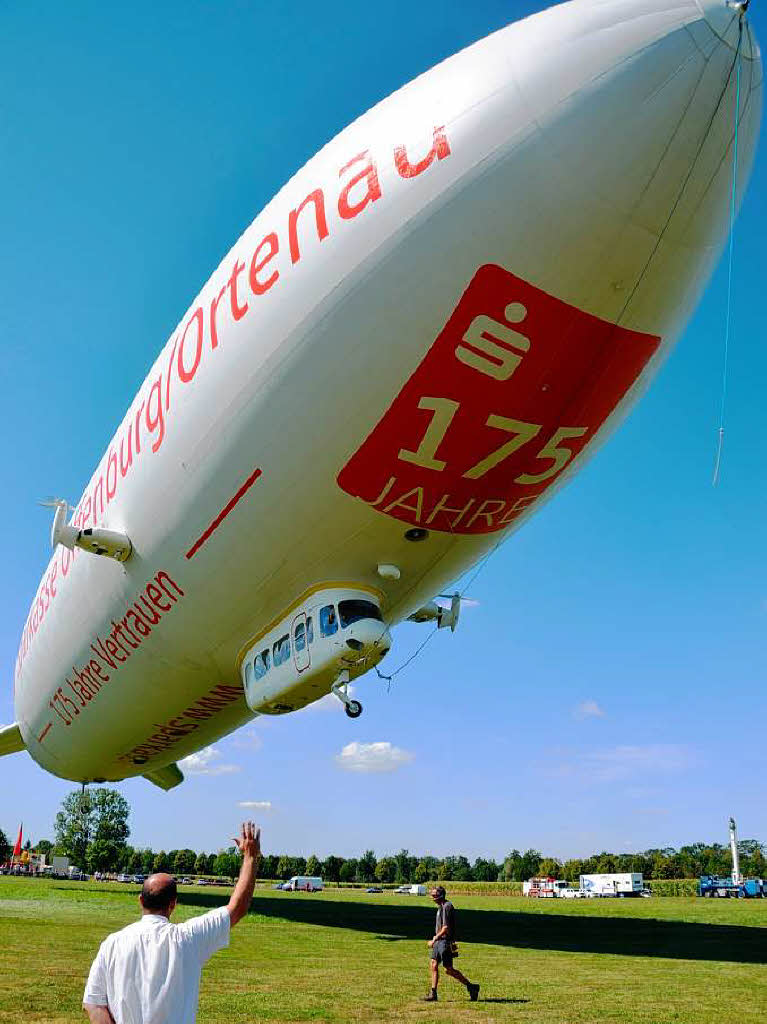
83, 821, 260, 1024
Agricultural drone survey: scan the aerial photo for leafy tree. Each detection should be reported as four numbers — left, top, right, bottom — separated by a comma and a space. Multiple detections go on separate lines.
141, 849, 156, 874
538, 858, 563, 878
129, 850, 144, 874
414, 861, 429, 883
323, 856, 344, 882
92, 790, 130, 846
472, 858, 499, 882
445, 856, 473, 881
339, 859, 358, 883
260, 854, 278, 879
276, 855, 295, 879
194, 853, 208, 876
214, 852, 239, 880
55, 790, 96, 869
23, 839, 32, 851
358, 850, 376, 882
0, 829, 11, 862
87, 839, 122, 873
174, 849, 197, 875
55, 788, 130, 870
394, 849, 412, 883
501, 850, 522, 881
306, 855, 321, 876
562, 859, 584, 883
375, 857, 396, 883
153, 850, 171, 873
117, 846, 135, 871
520, 849, 542, 879
35, 839, 54, 857
436, 860, 451, 880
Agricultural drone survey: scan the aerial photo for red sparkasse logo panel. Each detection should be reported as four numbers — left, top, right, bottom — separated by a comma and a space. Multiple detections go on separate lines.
337, 264, 661, 534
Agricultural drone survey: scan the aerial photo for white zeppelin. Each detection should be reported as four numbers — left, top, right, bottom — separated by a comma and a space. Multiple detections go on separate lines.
5, 0, 761, 787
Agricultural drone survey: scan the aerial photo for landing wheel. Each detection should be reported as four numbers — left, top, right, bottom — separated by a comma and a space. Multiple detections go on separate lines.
345, 700, 363, 719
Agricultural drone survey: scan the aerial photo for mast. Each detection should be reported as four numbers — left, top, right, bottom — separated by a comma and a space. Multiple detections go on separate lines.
729, 817, 741, 884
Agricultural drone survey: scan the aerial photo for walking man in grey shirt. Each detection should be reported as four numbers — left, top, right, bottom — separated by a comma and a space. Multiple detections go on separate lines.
83, 821, 260, 1023
423, 886, 479, 1002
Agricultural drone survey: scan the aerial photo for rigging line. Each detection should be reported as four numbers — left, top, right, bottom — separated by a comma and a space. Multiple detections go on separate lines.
713, 19, 743, 487
614, 35, 742, 329
375, 626, 439, 684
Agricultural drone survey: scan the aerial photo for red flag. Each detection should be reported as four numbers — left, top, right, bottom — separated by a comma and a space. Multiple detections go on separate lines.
12, 824, 22, 858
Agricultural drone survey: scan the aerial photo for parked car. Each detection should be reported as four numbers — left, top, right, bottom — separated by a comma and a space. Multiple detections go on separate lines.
640, 888, 652, 898
132, 874, 147, 884
197, 878, 209, 886
178, 877, 192, 886
116, 873, 130, 883
366, 886, 383, 893
394, 885, 411, 893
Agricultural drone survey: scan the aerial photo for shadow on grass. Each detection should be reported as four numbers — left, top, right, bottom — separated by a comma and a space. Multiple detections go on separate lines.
171, 891, 767, 964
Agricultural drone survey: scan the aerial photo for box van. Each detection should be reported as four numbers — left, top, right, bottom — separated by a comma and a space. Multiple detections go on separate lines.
286, 876, 324, 892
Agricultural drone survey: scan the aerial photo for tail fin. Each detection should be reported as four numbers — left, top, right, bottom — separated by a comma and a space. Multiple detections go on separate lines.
142, 762, 184, 790
0, 723, 25, 756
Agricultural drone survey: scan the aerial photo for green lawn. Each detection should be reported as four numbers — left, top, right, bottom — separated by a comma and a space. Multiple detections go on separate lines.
0, 878, 765, 1023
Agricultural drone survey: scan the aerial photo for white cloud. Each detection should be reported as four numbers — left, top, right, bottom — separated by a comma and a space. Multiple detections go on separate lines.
231, 727, 263, 751
335, 741, 415, 774
179, 746, 241, 776
237, 800, 272, 811
574, 699, 606, 719
548, 744, 692, 784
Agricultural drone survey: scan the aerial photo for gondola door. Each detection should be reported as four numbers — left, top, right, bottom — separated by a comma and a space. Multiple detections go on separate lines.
292, 612, 310, 672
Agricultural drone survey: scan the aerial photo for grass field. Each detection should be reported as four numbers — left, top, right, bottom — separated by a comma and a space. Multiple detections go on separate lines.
1, 878, 765, 1023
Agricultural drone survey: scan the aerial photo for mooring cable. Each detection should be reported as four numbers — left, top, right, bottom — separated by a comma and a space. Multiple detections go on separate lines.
712, 17, 744, 486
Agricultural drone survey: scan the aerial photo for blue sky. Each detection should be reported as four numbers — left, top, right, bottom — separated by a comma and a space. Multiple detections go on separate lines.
1, 1, 765, 864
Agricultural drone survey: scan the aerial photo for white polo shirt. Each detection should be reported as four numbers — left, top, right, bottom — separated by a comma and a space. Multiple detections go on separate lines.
83, 906, 230, 1024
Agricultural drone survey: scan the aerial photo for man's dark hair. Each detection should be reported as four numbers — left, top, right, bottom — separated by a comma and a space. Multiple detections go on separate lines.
141, 875, 178, 912
432, 885, 446, 899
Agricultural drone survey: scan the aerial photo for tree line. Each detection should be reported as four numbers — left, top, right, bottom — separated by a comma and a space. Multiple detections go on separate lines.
2, 788, 765, 882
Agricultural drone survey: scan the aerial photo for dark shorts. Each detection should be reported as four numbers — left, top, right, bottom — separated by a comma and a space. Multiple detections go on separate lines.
430, 939, 453, 968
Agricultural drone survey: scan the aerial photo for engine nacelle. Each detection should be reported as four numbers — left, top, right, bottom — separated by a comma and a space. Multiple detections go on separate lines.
240, 586, 391, 715
407, 593, 461, 632
50, 498, 132, 562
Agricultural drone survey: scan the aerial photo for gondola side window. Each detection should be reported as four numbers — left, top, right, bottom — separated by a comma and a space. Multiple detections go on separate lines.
244, 662, 253, 685
339, 599, 383, 628
320, 605, 338, 636
294, 620, 306, 652
254, 650, 271, 680
306, 616, 314, 644
273, 634, 291, 666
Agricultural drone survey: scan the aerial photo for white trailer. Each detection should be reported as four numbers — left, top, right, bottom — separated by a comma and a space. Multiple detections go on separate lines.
580, 873, 643, 897
51, 856, 69, 877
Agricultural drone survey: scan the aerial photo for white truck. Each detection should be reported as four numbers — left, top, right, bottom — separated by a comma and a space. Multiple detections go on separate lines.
285, 875, 324, 892
579, 873, 644, 897
523, 877, 571, 898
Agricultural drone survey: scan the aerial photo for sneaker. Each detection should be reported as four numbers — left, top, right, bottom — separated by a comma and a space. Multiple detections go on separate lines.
467, 983, 480, 1002
422, 992, 438, 1002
